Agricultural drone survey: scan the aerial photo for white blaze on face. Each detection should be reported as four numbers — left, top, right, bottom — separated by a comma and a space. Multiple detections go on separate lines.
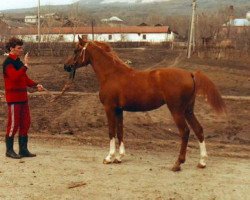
199, 141, 208, 166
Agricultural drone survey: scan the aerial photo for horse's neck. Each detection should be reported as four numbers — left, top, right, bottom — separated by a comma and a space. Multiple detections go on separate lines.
89, 44, 131, 83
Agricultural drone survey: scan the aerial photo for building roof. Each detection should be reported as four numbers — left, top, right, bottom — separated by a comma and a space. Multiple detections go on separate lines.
10, 26, 171, 35
25, 15, 37, 19
109, 16, 123, 22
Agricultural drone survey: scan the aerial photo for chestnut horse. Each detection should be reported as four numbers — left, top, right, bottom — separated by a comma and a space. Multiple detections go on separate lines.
64, 36, 226, 171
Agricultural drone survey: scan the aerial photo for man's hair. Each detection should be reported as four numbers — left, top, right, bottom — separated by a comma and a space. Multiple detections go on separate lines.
5, 37, 23, 52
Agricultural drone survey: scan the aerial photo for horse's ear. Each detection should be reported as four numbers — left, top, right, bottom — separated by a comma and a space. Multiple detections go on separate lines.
78, 35, 83, 43
78, 35, 88, 45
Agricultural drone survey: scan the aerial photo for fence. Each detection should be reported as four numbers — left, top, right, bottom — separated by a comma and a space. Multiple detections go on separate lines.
0, 41, 174, 56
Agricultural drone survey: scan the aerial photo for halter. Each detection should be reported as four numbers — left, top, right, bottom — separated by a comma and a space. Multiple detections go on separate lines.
69, 42, 89, 80
80, 42, 89, 63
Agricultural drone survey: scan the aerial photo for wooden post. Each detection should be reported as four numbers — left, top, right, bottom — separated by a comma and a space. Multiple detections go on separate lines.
91, 20, 95, 41
37, 0, 41, 56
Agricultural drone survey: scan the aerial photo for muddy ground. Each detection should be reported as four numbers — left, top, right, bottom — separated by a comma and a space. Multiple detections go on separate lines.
0, 47, 249, 199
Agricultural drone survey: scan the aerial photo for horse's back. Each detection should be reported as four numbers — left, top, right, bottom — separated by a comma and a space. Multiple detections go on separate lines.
150, 67, 195, 107
149, 67, 193, 88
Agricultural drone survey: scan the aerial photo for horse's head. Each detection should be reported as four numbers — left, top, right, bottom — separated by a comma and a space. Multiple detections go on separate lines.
64, 35, 91, 73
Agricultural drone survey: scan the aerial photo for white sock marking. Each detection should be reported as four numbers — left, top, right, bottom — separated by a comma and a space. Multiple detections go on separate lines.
105, 138, 116, 162
199, 141, 208, 166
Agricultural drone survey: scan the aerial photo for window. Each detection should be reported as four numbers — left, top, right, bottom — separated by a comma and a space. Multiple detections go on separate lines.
143, 34, 146, 40
108, 35, 112, 40
59, 35, 64, 40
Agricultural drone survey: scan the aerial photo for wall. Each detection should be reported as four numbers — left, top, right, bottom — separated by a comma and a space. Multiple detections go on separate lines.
15, 32, 175, 43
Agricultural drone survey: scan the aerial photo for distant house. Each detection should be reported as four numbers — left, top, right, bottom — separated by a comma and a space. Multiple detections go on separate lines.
25, 15, 38, 24
10, 26, 176, 43
229, 19, 250, 26
101, 16, 125, 27
101, 16, 123, 23
221, 11, 250, 37
109, 16, 123, 22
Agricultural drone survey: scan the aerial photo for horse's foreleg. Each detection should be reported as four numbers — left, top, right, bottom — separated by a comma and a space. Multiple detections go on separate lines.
114, 108, 125, 164
185, 111, 208, 168
171, 112, 190, 172
103, 106, 116, 164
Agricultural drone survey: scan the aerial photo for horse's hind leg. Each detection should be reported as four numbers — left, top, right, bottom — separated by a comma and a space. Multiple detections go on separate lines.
185, 106, 208, 168
113, 108, 125, 164
103, 106, 116, 164
171, 112, 190, 172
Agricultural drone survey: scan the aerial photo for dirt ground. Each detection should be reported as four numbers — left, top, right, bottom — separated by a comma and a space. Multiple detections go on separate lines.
0, 136, 249, 200
0, 47, 249, 199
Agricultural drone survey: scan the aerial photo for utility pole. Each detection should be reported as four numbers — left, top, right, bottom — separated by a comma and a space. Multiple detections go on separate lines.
91, 19, 95, 41
187, 0, 197, 59
192, 12, 198, 52
37, 0, 41, 55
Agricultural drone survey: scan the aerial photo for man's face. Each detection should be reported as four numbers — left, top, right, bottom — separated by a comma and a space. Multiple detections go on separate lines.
10, 45, 23, 57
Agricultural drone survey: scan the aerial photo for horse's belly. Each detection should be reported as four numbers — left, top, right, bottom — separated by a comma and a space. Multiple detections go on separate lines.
122, 97, 165, 112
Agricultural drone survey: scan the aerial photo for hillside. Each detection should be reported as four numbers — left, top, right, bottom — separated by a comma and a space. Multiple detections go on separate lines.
2, 0, 249, 16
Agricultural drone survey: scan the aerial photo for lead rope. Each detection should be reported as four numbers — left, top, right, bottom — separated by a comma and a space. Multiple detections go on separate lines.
50, 43, 89, 102
50, 69, 76, 102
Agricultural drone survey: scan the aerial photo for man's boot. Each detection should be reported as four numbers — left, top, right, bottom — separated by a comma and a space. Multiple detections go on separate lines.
18, 136, 36, 157
5, 136, 21, 159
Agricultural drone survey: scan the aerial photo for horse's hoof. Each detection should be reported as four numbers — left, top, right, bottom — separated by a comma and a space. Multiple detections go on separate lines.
113, 158, 122, 164
197, 163, 206, 169
103, 159, 112, 164
172, 165, 181, 172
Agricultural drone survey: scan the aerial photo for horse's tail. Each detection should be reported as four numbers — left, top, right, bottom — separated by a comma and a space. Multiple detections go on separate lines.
194, 70, 226, 114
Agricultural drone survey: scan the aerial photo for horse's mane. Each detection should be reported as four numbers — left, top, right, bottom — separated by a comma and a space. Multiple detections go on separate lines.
93, 41, 112, 52
92, 41, 132, 70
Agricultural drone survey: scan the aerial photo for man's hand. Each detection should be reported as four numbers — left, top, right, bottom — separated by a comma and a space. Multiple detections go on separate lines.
0, 94, 6, 103
37, 84, 44, 92
24, 52, 29, 68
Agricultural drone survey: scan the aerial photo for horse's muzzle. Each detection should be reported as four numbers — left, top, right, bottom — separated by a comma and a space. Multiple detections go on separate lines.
64, 65, 73, 72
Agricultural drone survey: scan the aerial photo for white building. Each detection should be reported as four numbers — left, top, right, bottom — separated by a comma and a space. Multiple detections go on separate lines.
25, 15, 38, 24
10, 26, 176, 43
225, 11, 250, 27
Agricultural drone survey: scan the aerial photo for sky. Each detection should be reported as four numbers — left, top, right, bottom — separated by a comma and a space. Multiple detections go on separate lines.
0, 0, 79, 11
101, 0, 171, 3
0, 0, 173, 11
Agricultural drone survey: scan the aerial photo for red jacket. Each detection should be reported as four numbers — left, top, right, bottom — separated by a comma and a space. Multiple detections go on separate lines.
3, 54, 37, 103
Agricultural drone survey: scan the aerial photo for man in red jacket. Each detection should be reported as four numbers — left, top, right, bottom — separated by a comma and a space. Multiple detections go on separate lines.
3, 37, 44, 159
